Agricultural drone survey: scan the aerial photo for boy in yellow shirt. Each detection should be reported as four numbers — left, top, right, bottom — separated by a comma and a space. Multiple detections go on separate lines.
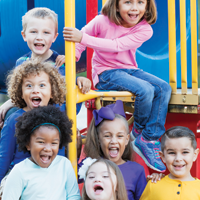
140, 126, 200, 200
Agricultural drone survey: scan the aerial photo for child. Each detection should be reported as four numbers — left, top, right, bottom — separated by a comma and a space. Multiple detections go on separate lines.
79, 100, 146, 200
140, 126, 200, 200
63, 0, 172, 172
79, 158, 128, 200
0, 7, 91, 127
0, 61, 66, 193
2, 105, 80, 200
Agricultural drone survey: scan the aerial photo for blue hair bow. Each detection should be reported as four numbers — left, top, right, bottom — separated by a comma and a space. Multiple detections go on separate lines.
93, 100, 126, 126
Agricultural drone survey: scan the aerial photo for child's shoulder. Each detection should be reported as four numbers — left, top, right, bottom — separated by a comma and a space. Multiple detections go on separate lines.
16, 52, 32, 66
118, 160, 145, 173
4, 108, 25, 125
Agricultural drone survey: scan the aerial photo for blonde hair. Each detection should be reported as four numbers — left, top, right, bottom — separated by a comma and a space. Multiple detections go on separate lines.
102, 0, 157, 25
22, 7, 58, 34
82, 158, 128, 200
7, 60, 66, 108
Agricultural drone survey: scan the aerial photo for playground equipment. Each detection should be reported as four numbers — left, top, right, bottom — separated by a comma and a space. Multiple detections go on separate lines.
65, 0, 200, 179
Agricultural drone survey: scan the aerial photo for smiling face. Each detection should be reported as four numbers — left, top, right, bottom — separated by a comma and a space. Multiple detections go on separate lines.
160, 137, 199, 181
21, 17, 58, 61
118, 0, 147, 28
26, 126, 60, 168
22, 71, 52, 111
85, 162, 117, 200
98, 117, 130, 165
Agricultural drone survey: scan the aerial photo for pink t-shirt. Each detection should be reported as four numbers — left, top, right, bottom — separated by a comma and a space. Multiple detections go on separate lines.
76, 15, 153, 86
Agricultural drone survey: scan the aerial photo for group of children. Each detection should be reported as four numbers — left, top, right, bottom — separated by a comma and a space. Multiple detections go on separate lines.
0, 0, 199, 199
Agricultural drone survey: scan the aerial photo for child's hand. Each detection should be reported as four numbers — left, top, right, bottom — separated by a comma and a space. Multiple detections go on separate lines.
0, 99, 14, 128
77, 129, 82, 158
146, 173, 165, 183
77, 77, 91, 94
56, 55, 65, 67
63, 27, 83, 43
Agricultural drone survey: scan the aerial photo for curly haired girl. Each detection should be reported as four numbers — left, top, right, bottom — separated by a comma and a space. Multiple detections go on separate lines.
2, 105, 80, 200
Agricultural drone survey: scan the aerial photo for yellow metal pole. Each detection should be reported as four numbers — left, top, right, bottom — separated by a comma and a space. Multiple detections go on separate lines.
65, 0, 77, 176
168, 0, 177, 94
180, 0, 187, 94
102, 0, 107, 6
190, 0, 198, 94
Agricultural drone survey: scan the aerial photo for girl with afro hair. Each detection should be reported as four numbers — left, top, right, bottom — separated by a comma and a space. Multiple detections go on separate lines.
2, 105, 80, 200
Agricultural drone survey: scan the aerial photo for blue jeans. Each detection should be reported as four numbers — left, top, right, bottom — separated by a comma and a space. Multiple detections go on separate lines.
96, 69, 172, 140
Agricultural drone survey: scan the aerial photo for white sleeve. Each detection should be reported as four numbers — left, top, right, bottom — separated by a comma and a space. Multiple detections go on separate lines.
65, 161, 81, 200
2, 166, 24, 200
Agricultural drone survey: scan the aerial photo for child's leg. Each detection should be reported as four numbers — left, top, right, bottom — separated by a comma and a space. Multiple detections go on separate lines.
96, 69, 155, 129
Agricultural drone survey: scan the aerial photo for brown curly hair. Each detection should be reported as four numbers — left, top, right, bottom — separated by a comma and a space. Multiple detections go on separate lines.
7, 60, 66, 108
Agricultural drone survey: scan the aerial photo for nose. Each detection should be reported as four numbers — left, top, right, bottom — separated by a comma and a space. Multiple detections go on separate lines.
110, 136, 117, 144
32, 85, 39, 93
131, 1, 138, 10
44, 144, 51, 152
36, 32, 43, 40
94, 175, 102, 182
175, 153, 183, 162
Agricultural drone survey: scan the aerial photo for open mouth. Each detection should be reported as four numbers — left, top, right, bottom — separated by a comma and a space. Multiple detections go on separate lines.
173, 164, 186, 170
128, 14, 138, 19
109, 147, 119, 158
34, 43, 45, 50
32, 97, 42, 107
40, 155, 51, 164
94, 185, 103, 195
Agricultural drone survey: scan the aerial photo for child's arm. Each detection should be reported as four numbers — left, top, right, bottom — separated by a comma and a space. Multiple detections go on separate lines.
1, 166, 23, 200
0, 118, 17, 182
65, 160, 81, 200
0, 99, 14, 128
64, 25, 152, 53
139, 181, 152, 200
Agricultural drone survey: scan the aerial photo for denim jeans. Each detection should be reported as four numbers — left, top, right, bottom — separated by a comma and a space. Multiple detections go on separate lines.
96, 69, 172, 140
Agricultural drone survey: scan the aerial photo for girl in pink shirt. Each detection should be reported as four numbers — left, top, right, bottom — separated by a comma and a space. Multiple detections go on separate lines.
63, 0, 171, 173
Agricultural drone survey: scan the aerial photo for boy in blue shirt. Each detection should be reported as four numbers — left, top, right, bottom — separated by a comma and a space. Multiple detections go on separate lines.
0, 7, 91, 126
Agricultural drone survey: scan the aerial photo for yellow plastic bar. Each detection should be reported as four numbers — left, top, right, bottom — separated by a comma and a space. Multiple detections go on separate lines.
190, 0, 198, 94
168, 0, 177, 94
64, 0, 77, 175
76, 86, 133, 103
180, 0, 187, 94
102, 0, 107, 6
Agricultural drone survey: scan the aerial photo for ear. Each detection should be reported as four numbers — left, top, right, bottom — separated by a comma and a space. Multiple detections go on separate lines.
21, 31, 27, 42
193, 148, 199, 162
52, 33, 58, 43
26, 143, 31, 151
159, 151, 166, 164
125, 134, 130, 145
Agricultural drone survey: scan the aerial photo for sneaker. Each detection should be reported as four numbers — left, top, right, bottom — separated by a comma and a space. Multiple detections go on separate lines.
132, 135, 166, 172
130, 128, 142, 140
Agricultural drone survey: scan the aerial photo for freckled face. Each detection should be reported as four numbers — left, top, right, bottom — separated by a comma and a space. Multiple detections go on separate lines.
98, 118, 130, 165
118, 0, 147, 28
85, 162, 117, 200
160, 137, 199, 181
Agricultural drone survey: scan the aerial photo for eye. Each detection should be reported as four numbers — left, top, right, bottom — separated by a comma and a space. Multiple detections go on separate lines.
138, 0, 144, 4
38, 141, 44, 144
40, 83, 45, 87
183, 151, 189, 154
104, 135, 110, 138
44, 31, 50, 34
52, 142, 59, 145
30, 31, 36, 33
118, 135, 124, 138
125, 1, 131, 4
26, 84, 32, 88
103, 175, 109, 178
168, 152, 175, 155
88, 176, 95, 179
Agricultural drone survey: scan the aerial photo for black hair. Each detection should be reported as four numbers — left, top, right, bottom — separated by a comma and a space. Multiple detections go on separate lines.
161, 126, 197, 151
15, 105, 72, 153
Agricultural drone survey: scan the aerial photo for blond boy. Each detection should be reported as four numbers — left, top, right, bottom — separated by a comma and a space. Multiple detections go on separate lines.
0, 7, 91, 126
